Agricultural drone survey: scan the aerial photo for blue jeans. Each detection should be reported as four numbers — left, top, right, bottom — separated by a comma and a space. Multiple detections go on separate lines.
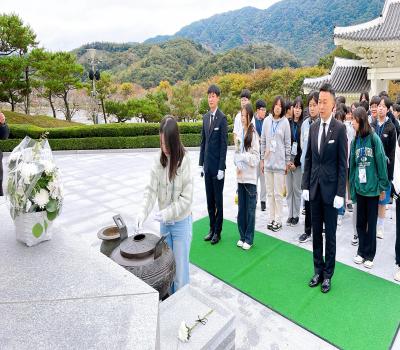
238, 183, 257, 245
160, 215, 192, 294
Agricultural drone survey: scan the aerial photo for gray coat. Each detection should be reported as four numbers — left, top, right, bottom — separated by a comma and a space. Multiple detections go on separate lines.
0, 123, 10, 196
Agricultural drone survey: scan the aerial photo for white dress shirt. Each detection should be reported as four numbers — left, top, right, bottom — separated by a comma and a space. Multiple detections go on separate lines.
317, 114, 333, 153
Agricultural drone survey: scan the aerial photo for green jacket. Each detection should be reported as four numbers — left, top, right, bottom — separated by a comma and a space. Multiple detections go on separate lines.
349, 132, 390, 203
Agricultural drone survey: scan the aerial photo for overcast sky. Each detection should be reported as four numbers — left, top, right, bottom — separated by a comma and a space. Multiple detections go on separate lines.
2, 0, 280, 51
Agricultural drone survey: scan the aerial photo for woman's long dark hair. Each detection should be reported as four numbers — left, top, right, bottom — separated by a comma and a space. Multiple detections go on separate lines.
242, 103, 255, 151
159, 116, 186, 181
353, 106, 372, 138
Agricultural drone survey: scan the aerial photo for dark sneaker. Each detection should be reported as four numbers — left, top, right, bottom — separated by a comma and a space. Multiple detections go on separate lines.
291, 217, 299, 226
261, 201, 266, 211
267, 220, 275, 230
286, 217, 293, 226
272, 221, 282, 232
299, 233, 311, 243
351, 234, 358, 246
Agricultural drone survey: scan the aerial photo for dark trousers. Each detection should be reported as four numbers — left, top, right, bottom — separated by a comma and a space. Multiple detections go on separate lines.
396, 197, 400, 266
310, 187, 338, 279
238, 183, 257, 245
204, 172, 224, 235
356, 194, 379, 261
304, 199, 311, 235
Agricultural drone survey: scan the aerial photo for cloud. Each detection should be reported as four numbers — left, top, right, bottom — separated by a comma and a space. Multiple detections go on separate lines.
2, 0, 280, 51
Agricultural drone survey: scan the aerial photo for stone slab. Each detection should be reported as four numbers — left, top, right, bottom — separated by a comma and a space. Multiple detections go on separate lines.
0, 205, 160, 349
0, 294, 159, 350
159, 285, 235, 350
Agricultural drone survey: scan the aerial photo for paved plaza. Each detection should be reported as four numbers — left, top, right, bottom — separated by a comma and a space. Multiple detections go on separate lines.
2, 148, 399, 349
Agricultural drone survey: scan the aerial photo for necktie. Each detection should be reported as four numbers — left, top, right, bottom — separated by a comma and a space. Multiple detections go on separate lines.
209, 114, 214, 132
320, 122, 326, 154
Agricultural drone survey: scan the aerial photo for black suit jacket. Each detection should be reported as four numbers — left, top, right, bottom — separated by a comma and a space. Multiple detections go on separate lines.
301, 117, 347, 205
199, 108, 228, 177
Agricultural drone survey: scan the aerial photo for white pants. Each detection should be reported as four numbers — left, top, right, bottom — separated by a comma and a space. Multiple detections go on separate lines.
265, 171, 285, 223
286, 167, 302, 218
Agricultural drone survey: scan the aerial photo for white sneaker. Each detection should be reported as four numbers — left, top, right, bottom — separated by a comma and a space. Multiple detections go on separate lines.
394, 266, 400, 282
337, 215, 343, 226
237, 240, 244, 247
242, 242, 252, 250
363, 260, 374, 269
377, 226, 384, 239
353, 255, 364, 264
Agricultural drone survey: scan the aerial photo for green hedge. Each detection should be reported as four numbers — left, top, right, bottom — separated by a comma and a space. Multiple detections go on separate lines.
8, 122, 233, 139
0, 133, 234, 152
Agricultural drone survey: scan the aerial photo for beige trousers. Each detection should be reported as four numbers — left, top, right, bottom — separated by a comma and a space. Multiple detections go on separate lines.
265, 171, 285, 224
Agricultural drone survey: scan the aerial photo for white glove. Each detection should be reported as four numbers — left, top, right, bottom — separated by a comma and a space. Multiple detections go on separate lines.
135, 214, 144, 231
302, 190, 309, 202
153, 211, 164, 223
199, 166, 204, 177
217, 170, 224, 180
333, 196, 344, 209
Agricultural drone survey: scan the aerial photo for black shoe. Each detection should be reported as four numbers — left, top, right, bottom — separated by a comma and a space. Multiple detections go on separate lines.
267, 220, 275, 230
211, 233, 220, 245
271, 221, 282, 232
204, 231, 214, 241
321, 279, 331, 293
261, 201, 266, 211
286, 217, 293, 225
309, 274, 323, 288
346, 203, 353, 212
299, 233, 311, 243
292, 217, 299, 226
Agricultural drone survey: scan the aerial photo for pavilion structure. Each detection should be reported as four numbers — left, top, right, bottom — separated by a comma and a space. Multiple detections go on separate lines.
303, 57, 370, 102
303, 0, 400, 99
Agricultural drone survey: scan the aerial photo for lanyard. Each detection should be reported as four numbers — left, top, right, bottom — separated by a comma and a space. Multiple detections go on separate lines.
271, 119, 280, 137
377, 123, 384, 137
292, 123, 298, 142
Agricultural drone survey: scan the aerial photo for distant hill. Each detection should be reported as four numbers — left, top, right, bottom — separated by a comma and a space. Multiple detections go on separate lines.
74, 39, 300, 88
145, 0, 384, 64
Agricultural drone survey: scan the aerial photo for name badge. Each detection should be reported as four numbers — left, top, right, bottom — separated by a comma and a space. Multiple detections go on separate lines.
270, 139, 277, 153
359, 168, 367, 184
291, 142, 298, 156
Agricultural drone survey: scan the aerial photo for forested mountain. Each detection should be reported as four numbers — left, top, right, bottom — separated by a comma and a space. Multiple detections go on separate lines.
74, 39, 300, 88
145, 0, 384, 64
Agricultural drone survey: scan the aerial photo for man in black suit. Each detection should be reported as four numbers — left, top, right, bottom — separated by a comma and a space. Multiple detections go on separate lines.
199, 85, 228, 245
0, 112, 10, 196
301, 84, 347, 293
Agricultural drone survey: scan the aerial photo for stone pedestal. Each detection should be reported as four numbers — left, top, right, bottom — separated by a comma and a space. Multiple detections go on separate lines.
0, 205, 160, 349
159, 285, 235, 350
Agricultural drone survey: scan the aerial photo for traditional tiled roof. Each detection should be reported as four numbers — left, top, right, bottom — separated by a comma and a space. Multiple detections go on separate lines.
334, 0, 400, 42
303, 58, 370, 93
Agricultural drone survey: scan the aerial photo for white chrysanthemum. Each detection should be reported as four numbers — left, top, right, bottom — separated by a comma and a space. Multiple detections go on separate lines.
20, 163, 38, 185
32, 189, 50, 209
40, 160, 55, 175
178, 321, 190, 342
